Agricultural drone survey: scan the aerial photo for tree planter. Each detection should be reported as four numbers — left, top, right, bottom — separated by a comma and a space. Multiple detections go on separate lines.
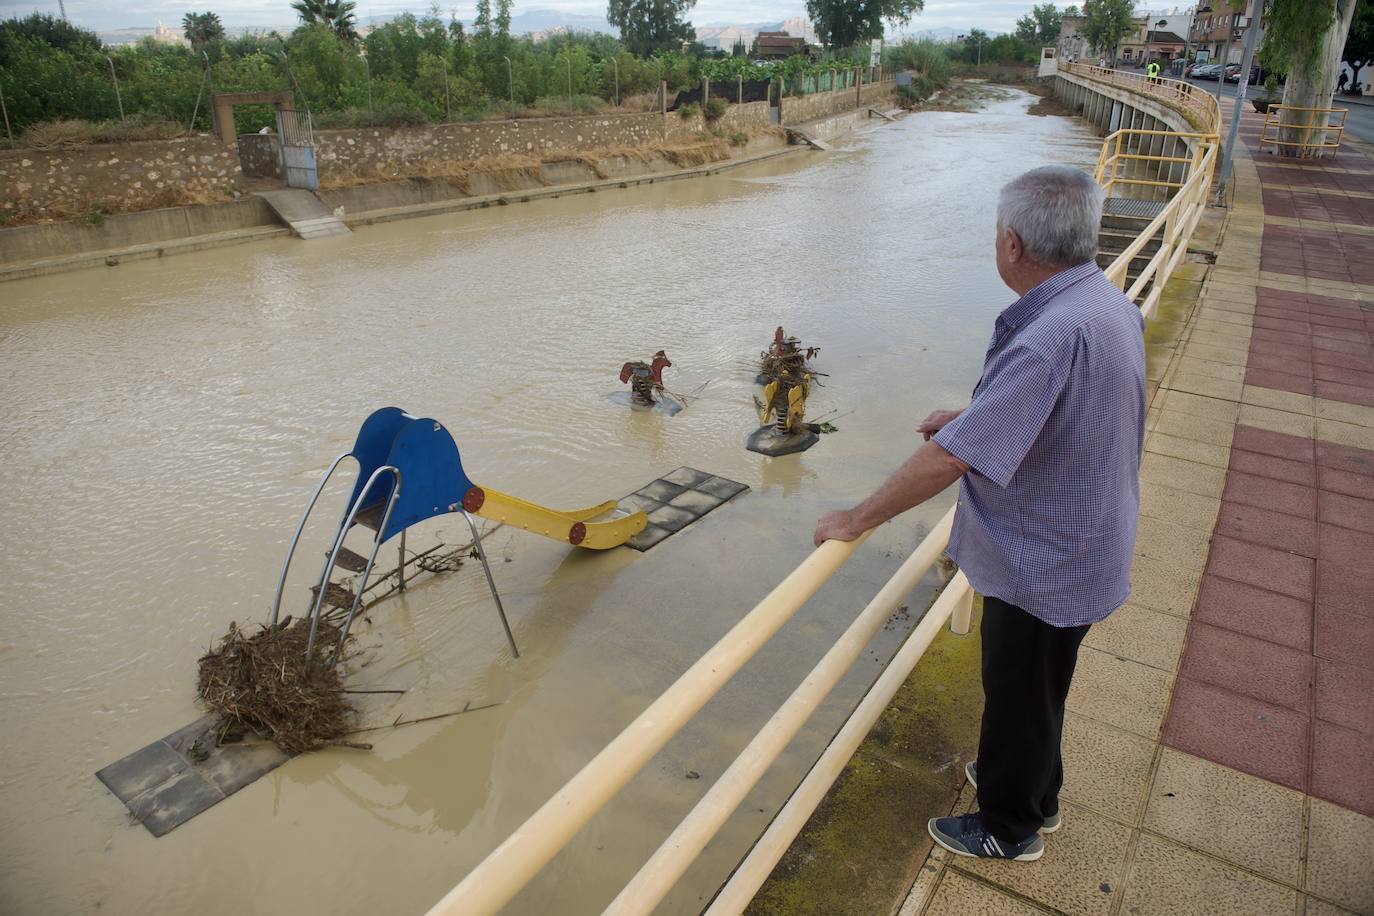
1253, 98, 1274, 113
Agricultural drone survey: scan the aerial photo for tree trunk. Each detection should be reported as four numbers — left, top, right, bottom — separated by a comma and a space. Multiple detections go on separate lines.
1279, 0, 1358, 156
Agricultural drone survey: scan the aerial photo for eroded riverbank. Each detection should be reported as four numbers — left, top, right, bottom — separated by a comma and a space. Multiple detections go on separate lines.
0, 89, 1098, 916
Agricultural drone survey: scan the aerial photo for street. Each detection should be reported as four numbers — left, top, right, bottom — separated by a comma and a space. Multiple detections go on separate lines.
1182, 76, 1374, 145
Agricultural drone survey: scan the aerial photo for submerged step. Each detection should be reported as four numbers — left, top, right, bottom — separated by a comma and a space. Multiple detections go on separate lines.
255, 189, 351, 241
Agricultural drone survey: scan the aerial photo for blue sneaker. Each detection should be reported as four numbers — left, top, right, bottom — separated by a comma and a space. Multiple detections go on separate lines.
965, 762, 1063, 834
928, 812, 1044, 861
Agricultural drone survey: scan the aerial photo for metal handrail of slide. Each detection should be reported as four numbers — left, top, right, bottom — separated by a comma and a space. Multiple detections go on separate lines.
423, 72, 1218, 916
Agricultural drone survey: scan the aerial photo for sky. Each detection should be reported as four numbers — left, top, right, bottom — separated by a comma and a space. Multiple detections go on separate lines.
0, 0, 1055, 35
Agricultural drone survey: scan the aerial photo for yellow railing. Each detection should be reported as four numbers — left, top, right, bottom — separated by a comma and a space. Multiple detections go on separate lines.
422, 69, 1218, 916
1101, 136, 1218, 320
1061, 62, 1221, 138
1095, 128, 1217, 198
1260, 105, 1348, 158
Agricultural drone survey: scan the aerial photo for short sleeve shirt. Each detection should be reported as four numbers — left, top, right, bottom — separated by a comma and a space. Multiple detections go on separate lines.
933, 261, 1146, 626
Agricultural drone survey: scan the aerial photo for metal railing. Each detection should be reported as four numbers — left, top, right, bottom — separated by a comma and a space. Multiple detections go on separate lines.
422, 67, 1218, 916
1102, 136, 1218, 320
1061, 62, 1221, 137
1260, 105, 1348, 158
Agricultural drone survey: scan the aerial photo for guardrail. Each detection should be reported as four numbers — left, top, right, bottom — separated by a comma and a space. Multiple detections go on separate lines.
423, 68, 1219, 916
1060, 62, 1221, 138
1260, 105, 1348, 158
1102, 135, 1218, 320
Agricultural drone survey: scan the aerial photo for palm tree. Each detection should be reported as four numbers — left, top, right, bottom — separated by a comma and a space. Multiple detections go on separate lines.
182, 11, 226, 50
290, 0, 360, 43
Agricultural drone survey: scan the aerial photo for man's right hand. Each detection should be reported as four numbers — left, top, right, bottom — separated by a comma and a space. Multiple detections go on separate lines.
917, 409, 963, 441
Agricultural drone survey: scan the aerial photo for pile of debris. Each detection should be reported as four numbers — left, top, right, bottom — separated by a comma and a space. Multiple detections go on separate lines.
196, 617, 356, 754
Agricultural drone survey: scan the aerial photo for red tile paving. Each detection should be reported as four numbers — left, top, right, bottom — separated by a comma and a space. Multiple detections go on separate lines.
1314, 604, 1374, 669
1160, 140, 1374, 817
1164, 426, 1374, 818
1164, 678, 1310, 792
1309, 722, 1374, 816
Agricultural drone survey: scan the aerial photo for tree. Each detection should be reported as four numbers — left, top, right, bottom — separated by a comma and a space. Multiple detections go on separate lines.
1081, 0, 1133, 62
606, 0, 696, 56
1063, 5, 1080, 16
1343, 0, 1373, 91
806, 0, 924, 48
290, 0, 359, 43
1262, 0, 1359, 154
1016, 3, 1063, 45
182, 12, 225, 51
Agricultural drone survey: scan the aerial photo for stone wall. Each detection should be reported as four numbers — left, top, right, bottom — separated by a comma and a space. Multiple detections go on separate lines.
237, 133, 283, 180
664, 100, 772, 141
312, 112, 667, 183
0, 135, 242, 222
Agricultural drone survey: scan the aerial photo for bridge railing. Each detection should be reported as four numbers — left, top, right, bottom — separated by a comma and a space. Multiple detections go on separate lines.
422, 69, 1220, 916
1061, 62, 1221, 139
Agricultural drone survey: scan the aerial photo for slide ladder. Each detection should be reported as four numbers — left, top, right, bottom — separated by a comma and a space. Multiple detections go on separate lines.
271, 408, 648, 663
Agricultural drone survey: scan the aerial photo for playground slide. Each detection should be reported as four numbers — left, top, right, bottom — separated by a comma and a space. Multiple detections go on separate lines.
464, 486, 648, 550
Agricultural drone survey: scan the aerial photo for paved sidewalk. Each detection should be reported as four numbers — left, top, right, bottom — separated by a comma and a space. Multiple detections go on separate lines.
902, 109, 1374, 916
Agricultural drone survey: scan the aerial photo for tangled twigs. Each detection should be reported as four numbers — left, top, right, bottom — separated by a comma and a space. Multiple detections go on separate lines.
196, 618, 356, 754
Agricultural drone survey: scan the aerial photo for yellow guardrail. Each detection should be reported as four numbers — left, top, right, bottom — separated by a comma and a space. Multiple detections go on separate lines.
1260, 105, 1348, 158
422, 68, 1218, 916
1061, 61, 1221, 139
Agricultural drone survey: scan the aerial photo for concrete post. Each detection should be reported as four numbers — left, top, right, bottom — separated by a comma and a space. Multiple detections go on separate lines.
702, 76, 710, 111
737, 74, 743, 104
660, 80, 668, 116
855, 67, 862, 107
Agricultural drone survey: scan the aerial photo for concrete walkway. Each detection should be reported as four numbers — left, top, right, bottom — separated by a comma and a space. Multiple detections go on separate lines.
901, 110, 1374, 916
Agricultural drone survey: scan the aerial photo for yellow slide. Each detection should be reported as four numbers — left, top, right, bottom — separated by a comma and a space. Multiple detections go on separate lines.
461, 485, 648, 550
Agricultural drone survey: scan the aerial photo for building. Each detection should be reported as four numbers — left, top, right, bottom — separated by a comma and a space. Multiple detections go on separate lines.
1119, 23, 1187, 66
1189, 2, 1246, 64
1057, 15, 1090, 62
754, 31, 810, 60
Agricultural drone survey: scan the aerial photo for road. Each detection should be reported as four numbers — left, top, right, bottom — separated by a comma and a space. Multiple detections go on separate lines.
1182, 76, 1374, 145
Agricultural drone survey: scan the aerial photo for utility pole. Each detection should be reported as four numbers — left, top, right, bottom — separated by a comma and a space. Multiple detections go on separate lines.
58, 0, 68, 22
1216, 0, 1262, 198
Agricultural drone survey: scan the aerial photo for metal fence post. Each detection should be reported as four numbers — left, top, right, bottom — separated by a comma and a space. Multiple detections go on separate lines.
107, 55, 125, 122
503, 55, 514, 115
1, 80, 15, 148
443, 56, 452, 122
188, 50, 210, 133
361, 50, 373, 125
566, 55, 572, 114
613, 57, 619, 106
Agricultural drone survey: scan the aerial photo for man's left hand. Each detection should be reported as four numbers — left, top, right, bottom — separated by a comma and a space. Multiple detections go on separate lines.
814, 509, 866, 547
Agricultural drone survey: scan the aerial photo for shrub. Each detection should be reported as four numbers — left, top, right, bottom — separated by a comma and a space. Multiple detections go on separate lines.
19, 113, 183, 147
729, 130, 749, 146
532, 94, 605, 114
313, 102, 432, 129
677, 102, 700, 119
702, 96, 728, 119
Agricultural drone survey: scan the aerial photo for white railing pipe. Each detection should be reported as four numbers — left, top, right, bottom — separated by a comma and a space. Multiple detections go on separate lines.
426, 532, 870, 916
704, 572, 972, 915
604, 508, 956, 915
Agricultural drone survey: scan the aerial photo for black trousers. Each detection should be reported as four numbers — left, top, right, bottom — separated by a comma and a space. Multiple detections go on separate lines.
976, 596, 1091, 844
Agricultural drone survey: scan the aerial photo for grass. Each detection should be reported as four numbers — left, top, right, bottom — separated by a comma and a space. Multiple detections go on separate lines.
19, 114, 185, 149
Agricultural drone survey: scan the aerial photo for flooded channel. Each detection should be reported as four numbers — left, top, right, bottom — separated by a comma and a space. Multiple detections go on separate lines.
0, 89, 1098, 915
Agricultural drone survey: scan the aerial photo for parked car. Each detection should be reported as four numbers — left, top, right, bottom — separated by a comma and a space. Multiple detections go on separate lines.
1193, 64, 1223, 80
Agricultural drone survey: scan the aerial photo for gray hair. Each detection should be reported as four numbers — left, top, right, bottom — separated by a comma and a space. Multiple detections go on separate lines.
997, 166, 1103, 268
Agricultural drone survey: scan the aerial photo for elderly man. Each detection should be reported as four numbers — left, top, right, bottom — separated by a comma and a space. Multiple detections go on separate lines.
813, 165, 1145, 862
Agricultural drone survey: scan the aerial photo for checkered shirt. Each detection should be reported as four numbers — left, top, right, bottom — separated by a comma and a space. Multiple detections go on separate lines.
933, 260, 1146, 626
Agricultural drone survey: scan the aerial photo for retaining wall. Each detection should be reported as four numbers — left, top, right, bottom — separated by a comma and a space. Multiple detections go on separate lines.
0, 135, 242, 221
312, 112, 666, 183
237, 133, 284, 180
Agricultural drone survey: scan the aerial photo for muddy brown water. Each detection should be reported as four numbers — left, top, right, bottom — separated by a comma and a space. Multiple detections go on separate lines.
0, 91, 1098, 915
